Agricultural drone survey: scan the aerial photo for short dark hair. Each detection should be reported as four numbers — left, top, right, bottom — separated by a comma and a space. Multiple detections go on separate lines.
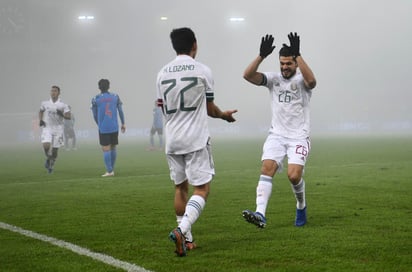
98, 79, 110, 92
170, 27, 196, 54
279, 46, 294, 57
51, 85, 60, 93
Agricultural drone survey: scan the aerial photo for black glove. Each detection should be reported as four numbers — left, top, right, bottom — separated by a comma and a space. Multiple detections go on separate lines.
56, 109, 64, 117
39, 120, 46, 127
287, 32, 300, 57
259, 34, 276, 58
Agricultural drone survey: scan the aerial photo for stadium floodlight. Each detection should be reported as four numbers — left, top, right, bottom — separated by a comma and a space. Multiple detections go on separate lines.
160, 16, 168, 21
229, 17, 245, 22
78, 15, 95, 21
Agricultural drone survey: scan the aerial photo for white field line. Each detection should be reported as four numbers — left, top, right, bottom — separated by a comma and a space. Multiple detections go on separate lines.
0, 222, 153, 272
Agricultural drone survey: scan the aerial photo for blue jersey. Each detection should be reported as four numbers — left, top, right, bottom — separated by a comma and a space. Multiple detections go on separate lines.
91, 92, 125, 134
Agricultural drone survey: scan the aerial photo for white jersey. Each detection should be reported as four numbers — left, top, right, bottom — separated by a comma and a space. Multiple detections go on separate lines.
156, 55, 214, 154
40, 98, 70, 131
263, 71, 312, 139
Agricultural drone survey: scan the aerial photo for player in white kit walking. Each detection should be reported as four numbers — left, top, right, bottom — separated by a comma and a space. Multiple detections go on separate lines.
157, 27, 237, 256
242, 32, 317, 227
39, 86, 71, 173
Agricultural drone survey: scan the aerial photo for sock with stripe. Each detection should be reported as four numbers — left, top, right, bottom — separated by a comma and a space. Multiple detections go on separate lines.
256, 175, 273, 216
291, 179, 306, 210
178, 195, 205, 236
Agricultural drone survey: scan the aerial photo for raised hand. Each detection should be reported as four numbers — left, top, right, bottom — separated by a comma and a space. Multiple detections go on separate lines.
259, 34, 276, 59
287, 32, 300, 57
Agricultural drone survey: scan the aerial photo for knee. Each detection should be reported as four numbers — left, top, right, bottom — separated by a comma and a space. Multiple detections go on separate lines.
260, 160, 277, 177
287, 172, 302, 184
194, 183, 210, 200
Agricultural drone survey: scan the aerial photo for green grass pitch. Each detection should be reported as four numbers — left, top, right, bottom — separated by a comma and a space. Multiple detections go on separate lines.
0, 136, 411, 272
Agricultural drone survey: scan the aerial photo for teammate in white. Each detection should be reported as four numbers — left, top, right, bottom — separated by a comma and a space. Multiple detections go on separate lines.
39, 85, 71, 173
157, 27, 237, 257
242, 32, 317, 228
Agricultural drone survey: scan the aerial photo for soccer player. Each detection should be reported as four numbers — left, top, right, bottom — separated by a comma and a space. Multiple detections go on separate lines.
91, 79, 126, 177
157, 27, 237, 257
242, 32, 317, 227
148, 100, 164, 151
39, 85, 71, 174
64, 105, 77, 150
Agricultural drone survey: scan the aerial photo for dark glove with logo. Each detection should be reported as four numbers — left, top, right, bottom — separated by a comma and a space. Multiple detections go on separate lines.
259, 34, 276, 58
39, 120, 46, 127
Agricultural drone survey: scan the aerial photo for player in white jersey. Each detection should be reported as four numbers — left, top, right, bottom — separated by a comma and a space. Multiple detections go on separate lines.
242, 33, 316, 228
157, 27, 237, 257
39, 86, 71, 173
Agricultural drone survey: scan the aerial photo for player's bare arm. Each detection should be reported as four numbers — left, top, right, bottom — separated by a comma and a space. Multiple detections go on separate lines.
207, 101, 237, 122
243, 56, 265, 85
285, 32, 316, 89
295, 56, 316, 89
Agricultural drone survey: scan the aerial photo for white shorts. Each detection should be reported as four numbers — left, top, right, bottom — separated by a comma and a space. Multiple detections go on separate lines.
41, 128, 64, 148
167, 144, 215, 186
261, 134, 311, 173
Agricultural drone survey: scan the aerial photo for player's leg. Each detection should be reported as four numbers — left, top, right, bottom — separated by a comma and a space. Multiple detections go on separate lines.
288, 164, 306, 226
71, 130, 77, 149
243, 135, 284, 228
167, 154, 188, 256
48, 133, 63, 173
158, 128, 163, 148
102, 145, 113, 175
64, 131, 69, 150
42, 142, 51, 170
169, 146, 214, 256
287, 138, 310, 226
47, 134, 57, 173
41, 129, 52, 170
109, 132, 119, 172
100, 133, 114, 176
110, 145, 117, 171
149, 127, 155, 150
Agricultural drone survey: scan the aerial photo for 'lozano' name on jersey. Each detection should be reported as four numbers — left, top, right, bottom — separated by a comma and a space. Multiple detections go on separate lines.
164, 64, 195, 73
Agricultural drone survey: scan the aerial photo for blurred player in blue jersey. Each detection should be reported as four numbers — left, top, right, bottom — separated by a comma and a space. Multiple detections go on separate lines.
157, 27, 237, 256
91, 79, 126, 177
39, 85, 71, 174
148, 100, 164, 151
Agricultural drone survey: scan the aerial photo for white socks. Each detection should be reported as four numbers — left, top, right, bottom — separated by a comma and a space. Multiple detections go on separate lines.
256, 175, 273, 216
178, 195, 205, 236
292, 179, 306, 210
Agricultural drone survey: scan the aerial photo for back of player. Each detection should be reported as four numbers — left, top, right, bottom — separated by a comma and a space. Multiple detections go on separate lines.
91, 92, 122, 134
157, 55, 213, 155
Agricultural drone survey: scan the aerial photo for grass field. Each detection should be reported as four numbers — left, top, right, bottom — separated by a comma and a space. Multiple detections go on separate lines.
0, 136, 411, 272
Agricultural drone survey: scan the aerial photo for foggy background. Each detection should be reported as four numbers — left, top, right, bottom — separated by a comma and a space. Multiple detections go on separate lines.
1, 0, 411, 145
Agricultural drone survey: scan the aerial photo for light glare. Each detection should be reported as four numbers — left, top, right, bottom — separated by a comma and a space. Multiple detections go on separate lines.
229, 17, 245, 22
78, 15, 94, 21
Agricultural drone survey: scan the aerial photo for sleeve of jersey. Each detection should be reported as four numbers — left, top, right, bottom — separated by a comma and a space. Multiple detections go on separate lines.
203, 64, 215, 102
40, 102, 45, 112
261, 72, 274, 89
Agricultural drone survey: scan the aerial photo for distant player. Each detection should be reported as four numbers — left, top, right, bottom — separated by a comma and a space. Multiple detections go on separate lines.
157, 27, 237, 256
64, 105, 77, 150
148, 100, 164, 150
91, 79, 126, 177
39, 85, 71, 174
242, 32, 317, 227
